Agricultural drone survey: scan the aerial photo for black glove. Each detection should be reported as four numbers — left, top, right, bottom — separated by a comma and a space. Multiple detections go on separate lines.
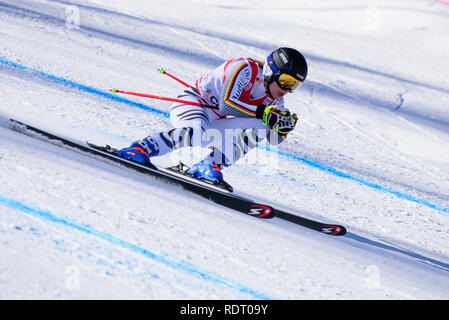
256, 105, 298, 135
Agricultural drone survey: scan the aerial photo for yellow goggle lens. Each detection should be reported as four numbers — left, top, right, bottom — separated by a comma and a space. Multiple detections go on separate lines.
277, 73, 302, 91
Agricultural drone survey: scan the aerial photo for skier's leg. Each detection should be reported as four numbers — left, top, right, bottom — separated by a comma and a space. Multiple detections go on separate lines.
115, 95, 215, 163
188, 117, 282, 182
199, 117, 270, 166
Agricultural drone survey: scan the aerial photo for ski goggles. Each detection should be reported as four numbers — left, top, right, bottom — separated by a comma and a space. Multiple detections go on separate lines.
276, 73, 302, 92
264, 54, 303, 92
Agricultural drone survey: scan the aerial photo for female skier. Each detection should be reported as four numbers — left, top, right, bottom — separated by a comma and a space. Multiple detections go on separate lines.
115, 47, 308, 183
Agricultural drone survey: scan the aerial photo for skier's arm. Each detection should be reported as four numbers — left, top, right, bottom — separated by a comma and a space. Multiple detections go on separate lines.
220, 61, 258, 117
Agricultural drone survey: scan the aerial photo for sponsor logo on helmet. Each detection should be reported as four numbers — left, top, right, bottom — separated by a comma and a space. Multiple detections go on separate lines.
279, 52, 289, 64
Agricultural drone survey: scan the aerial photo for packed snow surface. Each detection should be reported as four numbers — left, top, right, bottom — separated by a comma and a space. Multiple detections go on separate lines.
1, 0, 449, 299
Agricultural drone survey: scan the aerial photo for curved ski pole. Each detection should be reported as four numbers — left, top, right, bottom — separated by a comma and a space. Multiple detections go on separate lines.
109, 88, 219, 109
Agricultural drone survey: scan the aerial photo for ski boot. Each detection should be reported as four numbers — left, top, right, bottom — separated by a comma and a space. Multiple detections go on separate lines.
187, 159, 224, 183
114, 137, 159, 164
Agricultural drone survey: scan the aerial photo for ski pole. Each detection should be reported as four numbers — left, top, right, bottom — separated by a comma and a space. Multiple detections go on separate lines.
158, 68, 191, 88
109, 88, 218, 109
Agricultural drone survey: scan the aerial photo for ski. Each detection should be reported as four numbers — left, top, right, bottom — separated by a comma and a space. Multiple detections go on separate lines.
87, 143, 234, 193
9, 119, 347, 236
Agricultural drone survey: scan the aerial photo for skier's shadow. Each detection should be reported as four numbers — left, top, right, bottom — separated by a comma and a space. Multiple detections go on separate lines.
344, 232, 449, 273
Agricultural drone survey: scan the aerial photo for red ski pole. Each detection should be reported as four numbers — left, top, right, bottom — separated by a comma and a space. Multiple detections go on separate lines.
158, 68, 191, 88
109, 88, 218, 109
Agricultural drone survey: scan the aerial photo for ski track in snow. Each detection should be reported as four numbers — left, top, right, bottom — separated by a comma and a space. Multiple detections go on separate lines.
1, 0, 449, 299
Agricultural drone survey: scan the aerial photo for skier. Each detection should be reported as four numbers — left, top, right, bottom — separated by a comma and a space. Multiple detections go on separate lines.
115, 47, 308, 184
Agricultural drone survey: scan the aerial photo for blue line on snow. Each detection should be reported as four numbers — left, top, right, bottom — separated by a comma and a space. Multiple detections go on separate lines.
1, 58, 448, 214
0, 57, 169, 118
0, 194, 271, 299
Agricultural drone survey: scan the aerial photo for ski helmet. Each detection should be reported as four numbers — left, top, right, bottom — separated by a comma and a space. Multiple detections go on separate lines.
263, 47, 308, 92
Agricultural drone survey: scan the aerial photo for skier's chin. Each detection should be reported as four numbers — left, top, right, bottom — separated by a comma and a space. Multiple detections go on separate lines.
276, 92, 285, 99
273, 91, 286, 99
267, 89, 283, 100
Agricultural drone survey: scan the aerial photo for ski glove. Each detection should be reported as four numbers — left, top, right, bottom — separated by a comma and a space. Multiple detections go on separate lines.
256, 105, 298, 135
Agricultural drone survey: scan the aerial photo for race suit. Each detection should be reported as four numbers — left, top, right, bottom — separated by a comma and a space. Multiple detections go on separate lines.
141, 58, 289, 165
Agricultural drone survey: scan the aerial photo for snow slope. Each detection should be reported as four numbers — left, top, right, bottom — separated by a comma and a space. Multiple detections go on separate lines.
1, 0, 449, 299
